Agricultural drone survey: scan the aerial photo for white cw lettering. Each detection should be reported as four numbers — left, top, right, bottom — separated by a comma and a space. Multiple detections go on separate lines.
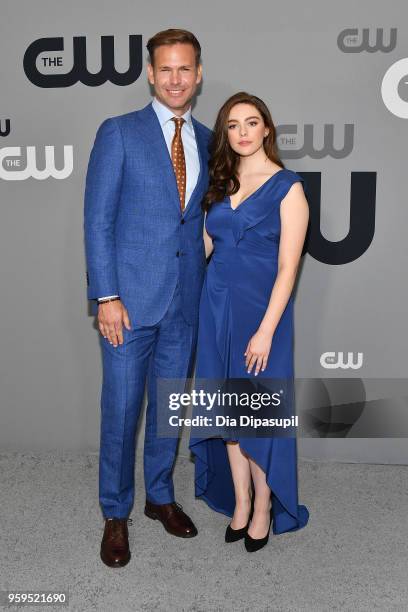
0, 145, 73, 180
320, 351, 363, 370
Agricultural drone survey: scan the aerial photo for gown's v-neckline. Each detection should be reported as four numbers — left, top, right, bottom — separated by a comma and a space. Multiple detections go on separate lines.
228, 168, 286, 211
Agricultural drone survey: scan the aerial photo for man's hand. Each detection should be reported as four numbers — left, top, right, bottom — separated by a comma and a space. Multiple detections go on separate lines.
98, 300, 131, 347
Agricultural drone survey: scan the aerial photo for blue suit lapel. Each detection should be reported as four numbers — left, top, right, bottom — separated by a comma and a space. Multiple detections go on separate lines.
133, 103, 181, 211
183, 117, 209, 218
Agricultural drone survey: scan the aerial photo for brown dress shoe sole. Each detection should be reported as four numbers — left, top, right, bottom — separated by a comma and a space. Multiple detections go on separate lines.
144, 507, 198, 538
100, 549, 131, 568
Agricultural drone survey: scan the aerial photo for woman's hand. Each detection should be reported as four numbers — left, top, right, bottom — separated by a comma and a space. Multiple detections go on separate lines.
203, 222, 214, 258
245, 328, 273, 375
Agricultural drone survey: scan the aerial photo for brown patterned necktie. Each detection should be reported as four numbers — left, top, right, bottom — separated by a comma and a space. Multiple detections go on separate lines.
171, 117, 186, 212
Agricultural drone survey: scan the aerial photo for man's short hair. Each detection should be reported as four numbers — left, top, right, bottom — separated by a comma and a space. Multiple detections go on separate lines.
146, 28, 201, 67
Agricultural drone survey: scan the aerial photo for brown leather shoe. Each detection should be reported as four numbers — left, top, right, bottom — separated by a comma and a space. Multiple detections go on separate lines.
100, 517, 132, 567
144, 501, 198, 538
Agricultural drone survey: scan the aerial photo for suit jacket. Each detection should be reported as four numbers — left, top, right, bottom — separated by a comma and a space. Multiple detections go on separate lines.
84, 102, 212, 326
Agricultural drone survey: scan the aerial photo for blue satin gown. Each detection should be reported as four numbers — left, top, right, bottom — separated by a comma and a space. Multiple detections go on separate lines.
189, 168, 309, 535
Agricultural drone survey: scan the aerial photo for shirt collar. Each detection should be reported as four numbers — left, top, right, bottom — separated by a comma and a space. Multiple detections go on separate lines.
152, 96, 193, 129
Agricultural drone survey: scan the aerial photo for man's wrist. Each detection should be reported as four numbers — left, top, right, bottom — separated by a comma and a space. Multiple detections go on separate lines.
97, 295, 120, 304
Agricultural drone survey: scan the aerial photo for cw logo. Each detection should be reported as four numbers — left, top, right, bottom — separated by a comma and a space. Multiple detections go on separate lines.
381, 57, 408, 119
0, 146, 73, 180
320, 352, 363, 369
337, 28, 397, 53
278, 124, 354, 159
0, 119, 10, 137
23, 35, 143, 87
300, 172, 376, 265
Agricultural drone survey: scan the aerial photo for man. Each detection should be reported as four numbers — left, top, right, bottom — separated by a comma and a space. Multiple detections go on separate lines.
84, 29, 212, 567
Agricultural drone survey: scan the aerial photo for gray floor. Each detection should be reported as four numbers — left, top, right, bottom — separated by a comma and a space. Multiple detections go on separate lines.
1, 452, 407, 612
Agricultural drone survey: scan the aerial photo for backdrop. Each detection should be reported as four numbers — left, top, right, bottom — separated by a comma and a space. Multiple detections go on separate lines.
1, 0, 407, 463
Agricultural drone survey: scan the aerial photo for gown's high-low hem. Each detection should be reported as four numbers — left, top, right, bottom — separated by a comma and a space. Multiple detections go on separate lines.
189, 168, 309, 535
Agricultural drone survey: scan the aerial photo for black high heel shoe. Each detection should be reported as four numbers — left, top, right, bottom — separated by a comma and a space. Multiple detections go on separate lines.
244, 508, 272, 553
225, 495, 254, 543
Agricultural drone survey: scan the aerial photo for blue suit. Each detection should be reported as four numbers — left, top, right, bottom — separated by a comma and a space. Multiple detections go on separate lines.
84, 102, 212, 517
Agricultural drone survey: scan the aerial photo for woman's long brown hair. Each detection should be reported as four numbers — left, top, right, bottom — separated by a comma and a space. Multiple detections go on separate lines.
203, 92, 284, 212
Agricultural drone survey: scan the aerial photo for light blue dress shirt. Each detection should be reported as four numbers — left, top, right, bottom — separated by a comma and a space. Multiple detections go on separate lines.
98, 97, 201, 302
151, 96, 200, 208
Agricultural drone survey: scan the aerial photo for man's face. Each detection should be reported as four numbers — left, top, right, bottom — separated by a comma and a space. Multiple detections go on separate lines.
147, 43, 202, 115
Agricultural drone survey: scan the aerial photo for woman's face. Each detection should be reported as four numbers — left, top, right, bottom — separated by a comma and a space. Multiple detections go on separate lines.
226, 103, 269, 157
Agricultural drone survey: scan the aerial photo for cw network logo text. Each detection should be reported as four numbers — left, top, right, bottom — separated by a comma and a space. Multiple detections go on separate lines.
320, 352, 363, 370
23, 35, 143, 87
337, 28, 397, 53
0, 146, 73, 180
277, 124, 354, 159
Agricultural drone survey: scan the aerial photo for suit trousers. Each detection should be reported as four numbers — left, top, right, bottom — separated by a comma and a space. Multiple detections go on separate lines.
98, 282, 197, 518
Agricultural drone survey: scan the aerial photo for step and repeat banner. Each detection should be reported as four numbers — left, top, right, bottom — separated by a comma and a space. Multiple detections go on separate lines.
1, 1, 407, 462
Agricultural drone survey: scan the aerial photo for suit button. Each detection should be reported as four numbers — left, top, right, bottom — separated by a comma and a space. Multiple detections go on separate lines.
180, 219, 185, 224
176, 251, 180, 257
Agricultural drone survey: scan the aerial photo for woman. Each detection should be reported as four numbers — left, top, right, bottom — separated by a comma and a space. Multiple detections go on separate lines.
189, 92, 310, 552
